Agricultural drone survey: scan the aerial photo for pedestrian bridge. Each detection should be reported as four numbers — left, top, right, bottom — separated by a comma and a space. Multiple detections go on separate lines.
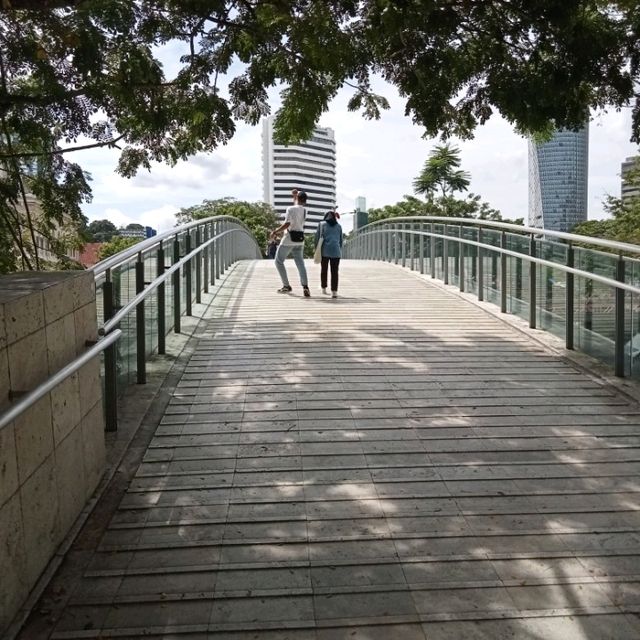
3, 218, 640, 639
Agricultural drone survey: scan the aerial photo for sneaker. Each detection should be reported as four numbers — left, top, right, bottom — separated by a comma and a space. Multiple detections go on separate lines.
303, 286, 311, 298
277, 285, 292, 293
321, 288, 328, 295
331, 291, 338, 298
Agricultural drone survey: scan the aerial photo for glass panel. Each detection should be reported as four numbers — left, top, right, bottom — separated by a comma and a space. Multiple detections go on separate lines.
462, 226, 477, 294
505, 232, 529, 321
627, 258, 640, 378
481, 229, 501, 305
535, 239, 568, 341
573, 247, 618, 369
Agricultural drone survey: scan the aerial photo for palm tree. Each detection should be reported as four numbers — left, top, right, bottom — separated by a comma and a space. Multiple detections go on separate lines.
413, 144, 471, 200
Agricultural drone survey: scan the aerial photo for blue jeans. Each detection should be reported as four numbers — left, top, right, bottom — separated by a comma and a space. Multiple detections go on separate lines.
275, 242, 308, 288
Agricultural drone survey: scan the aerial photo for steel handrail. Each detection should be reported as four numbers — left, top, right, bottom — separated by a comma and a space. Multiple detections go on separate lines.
360, 227, 640, 296
357, 216, 640, 256
99, 227, 250, 335
0, 330, 122, 432
91, 215, 256, 277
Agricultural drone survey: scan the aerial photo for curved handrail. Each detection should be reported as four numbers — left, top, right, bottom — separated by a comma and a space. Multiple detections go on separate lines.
358, 227, 640, 296
99, 227, 252, 335
91, 215, 257, 277
0, 330, 122, 432
346, 218, 640, 378
356, 216, 640, 256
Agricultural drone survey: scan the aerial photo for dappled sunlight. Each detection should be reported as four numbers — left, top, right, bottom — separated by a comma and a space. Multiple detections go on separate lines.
38, 260, 640, 639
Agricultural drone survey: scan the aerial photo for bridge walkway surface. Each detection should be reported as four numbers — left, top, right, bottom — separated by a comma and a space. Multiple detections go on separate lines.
15, 260, 640, 639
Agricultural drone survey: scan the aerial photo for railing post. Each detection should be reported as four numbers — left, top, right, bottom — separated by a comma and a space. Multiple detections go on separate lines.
459, 225, 465, 293
203, 225, 209, 294
173, 236, 181, 333
443, 225, 449, 285
500, 231, 507, 313
185, 231, 193, 316
135, 255, 146, 384
103, 276, 118, 432
394, 226, 399, 264
195, 225, 202, 303
477, 227, 484, 301
430, 223, 436, 278
409, 224, 415, 271
210, 223, 216, 285
156, 241, 166, 355
220, 222, 226, 274
419, 223, 425, 274
615, 255, 626, 377
215, 222, 221, 280
566, 243, 574, 350
529, 235, 537, 329
401, 224, 406, 267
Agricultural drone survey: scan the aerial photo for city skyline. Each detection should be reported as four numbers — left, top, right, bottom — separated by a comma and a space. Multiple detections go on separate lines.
70, 80, 638, 234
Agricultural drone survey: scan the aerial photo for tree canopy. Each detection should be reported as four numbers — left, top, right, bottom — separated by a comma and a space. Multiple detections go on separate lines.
413, 144, 471, 200
176, 198, 279, 256
368, 145, 523, 225
97, 234, 140, 260
1, 1, 639, 270
87, 218, 117, 242
572, 157, 640, 245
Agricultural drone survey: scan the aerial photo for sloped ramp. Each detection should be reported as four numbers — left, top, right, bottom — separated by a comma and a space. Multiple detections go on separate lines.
18, 260, 640, 640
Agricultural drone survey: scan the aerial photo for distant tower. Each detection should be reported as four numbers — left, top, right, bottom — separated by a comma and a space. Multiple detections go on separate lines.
528, 125, 589, 232
262, 116, 336, 231
354, 196, 368, 229
621, 156, 640, 203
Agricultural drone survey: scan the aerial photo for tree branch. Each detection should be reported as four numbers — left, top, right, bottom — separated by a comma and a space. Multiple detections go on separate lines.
0, 134, 125, 159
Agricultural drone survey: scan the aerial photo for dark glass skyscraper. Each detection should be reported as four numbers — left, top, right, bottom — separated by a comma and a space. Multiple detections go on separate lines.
528, 125, 589, 232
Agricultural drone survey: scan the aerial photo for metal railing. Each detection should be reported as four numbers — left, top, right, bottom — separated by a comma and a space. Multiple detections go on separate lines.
0, 216, 260, 433
0, 330, 122, 431
91, 216, 261, 431
345, 217, 640, 378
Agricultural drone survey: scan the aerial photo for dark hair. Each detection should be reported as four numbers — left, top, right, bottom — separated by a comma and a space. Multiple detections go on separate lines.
324, 210, 336, 221
297, 190, 308, 204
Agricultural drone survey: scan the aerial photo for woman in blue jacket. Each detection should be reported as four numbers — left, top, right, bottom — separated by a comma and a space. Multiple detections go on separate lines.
315, 210, 343, 298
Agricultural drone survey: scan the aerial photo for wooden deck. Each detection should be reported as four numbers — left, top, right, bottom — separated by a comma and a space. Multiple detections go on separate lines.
21, 260, 640, 639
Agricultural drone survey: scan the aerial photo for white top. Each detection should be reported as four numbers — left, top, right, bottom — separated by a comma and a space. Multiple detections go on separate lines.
280, 205, 306, 245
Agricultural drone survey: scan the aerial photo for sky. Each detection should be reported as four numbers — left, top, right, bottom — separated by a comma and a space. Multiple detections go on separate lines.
72, 77, 639, 236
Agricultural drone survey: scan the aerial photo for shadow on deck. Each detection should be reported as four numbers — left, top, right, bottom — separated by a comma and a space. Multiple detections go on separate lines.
14, 260, 640, 640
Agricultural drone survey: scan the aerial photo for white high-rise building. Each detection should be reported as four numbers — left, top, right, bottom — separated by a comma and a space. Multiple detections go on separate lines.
262, 116, 336, 231
621, 156, 640, 203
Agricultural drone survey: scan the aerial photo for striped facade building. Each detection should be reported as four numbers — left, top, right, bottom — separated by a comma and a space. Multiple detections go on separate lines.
262, 116, 336, 231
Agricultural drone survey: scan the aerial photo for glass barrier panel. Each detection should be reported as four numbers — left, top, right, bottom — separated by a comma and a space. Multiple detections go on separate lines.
573, 247, 618, 369
503, 232, 527, 321
624, 257, 640, 377
462, 226, 477, 294
535, 239, 567, 341
481, 229, 501, 305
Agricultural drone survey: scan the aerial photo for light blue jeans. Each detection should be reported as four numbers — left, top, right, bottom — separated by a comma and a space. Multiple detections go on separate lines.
275, 242, 308, 288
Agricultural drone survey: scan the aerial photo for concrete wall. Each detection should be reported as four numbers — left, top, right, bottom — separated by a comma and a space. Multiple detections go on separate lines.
0, 271, 105, 634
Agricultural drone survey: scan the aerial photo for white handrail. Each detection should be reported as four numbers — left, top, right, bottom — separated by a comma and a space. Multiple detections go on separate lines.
358, 216, 640, 256
0, 330, 122, 432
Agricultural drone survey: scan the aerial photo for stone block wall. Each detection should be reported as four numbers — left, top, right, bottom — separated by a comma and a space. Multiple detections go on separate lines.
0, 271, 105, 634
